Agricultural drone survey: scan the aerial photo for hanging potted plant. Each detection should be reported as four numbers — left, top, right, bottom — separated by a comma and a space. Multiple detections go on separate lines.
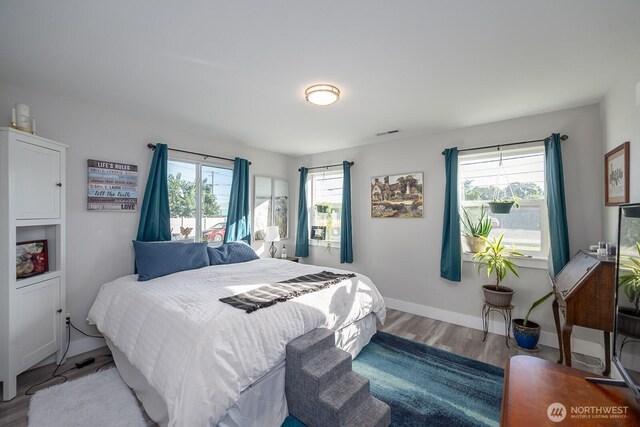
488, 199, 520, 214
315, 203, 332, 214
512, 291, 553, 350
487, 149, 519, 214
473, 234, 522, 307
460, 205, 492, 253
618, 242, 640, 338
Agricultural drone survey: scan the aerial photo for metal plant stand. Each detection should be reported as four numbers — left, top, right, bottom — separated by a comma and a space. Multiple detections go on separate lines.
482, 301, 514, 347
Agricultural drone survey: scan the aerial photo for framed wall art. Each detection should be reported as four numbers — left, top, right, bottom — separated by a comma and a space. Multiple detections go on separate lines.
88, 159, 138, 211
311, 226, 327, 240
371, 172, 424, 218
604, 142, 629, 206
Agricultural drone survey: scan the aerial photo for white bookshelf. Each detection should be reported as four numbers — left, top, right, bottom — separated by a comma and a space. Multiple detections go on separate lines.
0, 128, 67, 401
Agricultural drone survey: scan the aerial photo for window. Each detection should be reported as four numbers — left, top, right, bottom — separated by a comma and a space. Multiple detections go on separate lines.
458, 146, 548, 258
308, 170, 343, 246
167, 159, 233, 244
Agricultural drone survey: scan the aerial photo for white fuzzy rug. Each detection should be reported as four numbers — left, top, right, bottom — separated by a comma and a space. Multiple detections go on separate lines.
28, 368, 146, 427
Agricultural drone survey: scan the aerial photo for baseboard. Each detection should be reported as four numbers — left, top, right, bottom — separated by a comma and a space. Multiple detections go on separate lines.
383, 297, 604, 360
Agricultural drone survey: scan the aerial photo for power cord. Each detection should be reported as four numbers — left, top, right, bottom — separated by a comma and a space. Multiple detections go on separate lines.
68, 318, 103, 339
25, 326, 72, 395
25, 317, 108, 395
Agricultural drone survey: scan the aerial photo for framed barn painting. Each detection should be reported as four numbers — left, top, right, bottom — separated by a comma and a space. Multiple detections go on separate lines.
604, 142, 629, 206
371, 172, 424, 218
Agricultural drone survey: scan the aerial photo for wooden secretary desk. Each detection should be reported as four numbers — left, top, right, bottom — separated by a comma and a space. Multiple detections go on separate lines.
552, 250, 616, 376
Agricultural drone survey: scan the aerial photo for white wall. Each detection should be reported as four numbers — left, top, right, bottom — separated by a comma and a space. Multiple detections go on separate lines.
601, 51, 640, 240
0, 82, 294, 354
292, 104, 605, 354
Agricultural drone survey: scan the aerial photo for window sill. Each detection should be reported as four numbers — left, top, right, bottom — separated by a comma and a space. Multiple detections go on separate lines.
462, 252, 549, 270
309, 239, 340, 249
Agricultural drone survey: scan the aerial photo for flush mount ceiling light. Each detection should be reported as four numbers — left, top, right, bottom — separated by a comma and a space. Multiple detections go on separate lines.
305, 84, 340, 106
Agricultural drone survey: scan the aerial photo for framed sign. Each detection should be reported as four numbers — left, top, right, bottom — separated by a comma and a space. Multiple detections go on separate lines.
88, 159, 138, 211
604, 142, 629, 206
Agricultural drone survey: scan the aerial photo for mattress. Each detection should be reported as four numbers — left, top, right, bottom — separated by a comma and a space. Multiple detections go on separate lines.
88, 258, 386, 426
109, 313, 378, 427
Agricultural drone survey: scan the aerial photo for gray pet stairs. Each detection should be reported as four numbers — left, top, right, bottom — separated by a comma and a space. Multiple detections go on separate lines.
286, 328, 391, 427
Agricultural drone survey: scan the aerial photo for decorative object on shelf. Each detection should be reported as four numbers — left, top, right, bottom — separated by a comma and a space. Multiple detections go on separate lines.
16, 239, 49, 279
87, 159, 138, 211
618, 241, 640, 339
265, 225, 280, 258
370, 172, 424, 218
473, 234, 522, 307
311, 225, 326, 240
460, 205, 492, 253
304, 84, 340, 106
604, 141, 629, 206
512, 291, 553, 350
10, 103, 36, 134
281, 244, 287, 259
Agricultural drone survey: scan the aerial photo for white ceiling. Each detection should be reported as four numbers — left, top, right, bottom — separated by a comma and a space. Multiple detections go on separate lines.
1, 1, 640, 156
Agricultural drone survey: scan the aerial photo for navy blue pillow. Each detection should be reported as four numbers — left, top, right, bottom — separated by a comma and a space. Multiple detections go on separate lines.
133, 241, 209, 281
207, 241, 260, 266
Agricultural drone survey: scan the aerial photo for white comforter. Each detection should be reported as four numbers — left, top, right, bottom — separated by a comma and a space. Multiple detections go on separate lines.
88, 258, 386, 427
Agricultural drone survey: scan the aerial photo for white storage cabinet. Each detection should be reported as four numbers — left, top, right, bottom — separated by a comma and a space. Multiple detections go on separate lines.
0, 128, 67, 401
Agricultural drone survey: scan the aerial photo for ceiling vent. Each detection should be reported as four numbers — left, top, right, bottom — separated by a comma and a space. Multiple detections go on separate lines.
375, 129, 400, 137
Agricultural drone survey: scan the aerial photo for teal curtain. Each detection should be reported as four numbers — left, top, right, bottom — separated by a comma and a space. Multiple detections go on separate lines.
340, 161, 353, 263
545, 133, 570, 275
440, 147, 461, 282
224, 157, 251, 244
295, 167, 309, 257
137, 143, 171, 242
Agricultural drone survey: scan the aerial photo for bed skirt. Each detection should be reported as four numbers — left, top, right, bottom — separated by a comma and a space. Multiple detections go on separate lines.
107, 313, 378, 427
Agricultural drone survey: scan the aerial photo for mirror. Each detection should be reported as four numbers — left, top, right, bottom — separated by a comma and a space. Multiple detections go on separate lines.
254, 176, 288, 241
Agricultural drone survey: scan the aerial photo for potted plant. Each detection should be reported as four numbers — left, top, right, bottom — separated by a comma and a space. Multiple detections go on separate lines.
473, 234, 522, 306
618, 242, 640, 338
315, 203, 332, 214
512, 291, 554, 350
460, 205, 492, 253
488, 199, 519, 214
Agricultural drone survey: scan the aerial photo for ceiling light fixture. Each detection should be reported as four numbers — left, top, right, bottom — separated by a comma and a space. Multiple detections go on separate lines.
305, 84, 340, 106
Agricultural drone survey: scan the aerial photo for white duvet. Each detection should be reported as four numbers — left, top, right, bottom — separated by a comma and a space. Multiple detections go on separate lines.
88, 258, 386, 427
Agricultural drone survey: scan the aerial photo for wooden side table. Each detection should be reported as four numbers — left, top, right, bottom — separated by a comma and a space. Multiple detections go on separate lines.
501, 356, 640, 426
283, 256, 299, 263
482, 302, 514, 347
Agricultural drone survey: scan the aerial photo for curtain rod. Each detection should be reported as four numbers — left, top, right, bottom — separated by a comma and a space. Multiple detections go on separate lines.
298, 161, 354, 172
146, 143, 252, 165
443, 134, 568, 155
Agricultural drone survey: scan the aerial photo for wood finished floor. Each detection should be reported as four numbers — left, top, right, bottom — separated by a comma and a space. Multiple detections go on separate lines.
0, 308, 603, 426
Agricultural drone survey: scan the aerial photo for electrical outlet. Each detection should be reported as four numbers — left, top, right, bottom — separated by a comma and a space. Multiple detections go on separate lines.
65, 313, 71, 325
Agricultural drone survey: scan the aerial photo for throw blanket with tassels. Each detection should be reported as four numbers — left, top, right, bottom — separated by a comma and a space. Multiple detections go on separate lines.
219, 271, 356, 313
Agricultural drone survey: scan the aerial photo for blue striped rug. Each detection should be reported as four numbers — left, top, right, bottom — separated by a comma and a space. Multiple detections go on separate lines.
282, 331, 503, 427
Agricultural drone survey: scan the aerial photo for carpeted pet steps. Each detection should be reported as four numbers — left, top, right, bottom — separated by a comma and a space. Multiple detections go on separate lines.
286, 328, 390, 427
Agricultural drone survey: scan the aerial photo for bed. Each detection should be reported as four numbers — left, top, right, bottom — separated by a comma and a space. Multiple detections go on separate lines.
88, 257, 386, 427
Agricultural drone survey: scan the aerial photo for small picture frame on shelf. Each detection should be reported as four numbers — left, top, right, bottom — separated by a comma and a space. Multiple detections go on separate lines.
16, 240, 49, 279
311, 226, 326, 240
